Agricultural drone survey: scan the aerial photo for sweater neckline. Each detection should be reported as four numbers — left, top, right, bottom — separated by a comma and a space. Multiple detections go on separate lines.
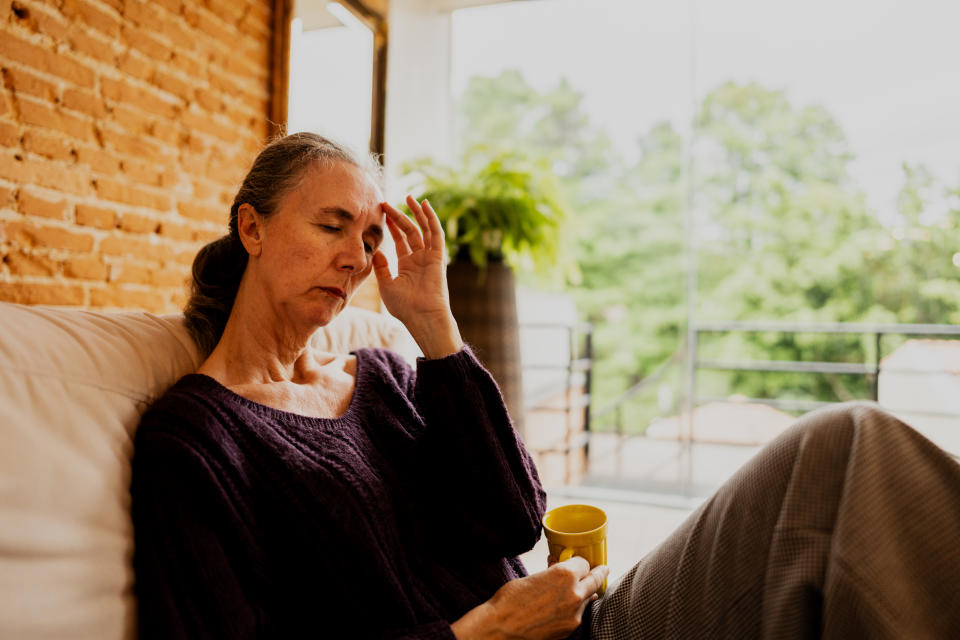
182, 348, 369, 426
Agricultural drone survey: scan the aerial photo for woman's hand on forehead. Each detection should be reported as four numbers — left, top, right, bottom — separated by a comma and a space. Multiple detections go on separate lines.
373, 196, 463, 359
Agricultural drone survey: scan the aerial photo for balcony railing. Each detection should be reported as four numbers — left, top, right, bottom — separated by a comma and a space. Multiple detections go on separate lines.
582, 321, 960, 496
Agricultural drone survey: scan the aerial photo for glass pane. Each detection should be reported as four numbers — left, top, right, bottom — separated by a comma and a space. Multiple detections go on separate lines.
288, 2, 373, 153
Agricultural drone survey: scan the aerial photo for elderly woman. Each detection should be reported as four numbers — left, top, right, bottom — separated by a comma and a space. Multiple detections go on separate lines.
132, 133, 960, 640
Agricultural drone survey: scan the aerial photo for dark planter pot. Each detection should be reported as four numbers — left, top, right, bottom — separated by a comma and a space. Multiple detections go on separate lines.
447, 255, 525, 437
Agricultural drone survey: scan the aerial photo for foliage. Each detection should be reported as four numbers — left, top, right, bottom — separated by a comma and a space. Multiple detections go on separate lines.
455, 70, 960, 423
400, 152, 570, 277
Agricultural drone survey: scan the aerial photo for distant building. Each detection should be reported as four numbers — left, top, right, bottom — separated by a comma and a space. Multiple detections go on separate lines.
646, 397, 797, 445
878, 339, 960, 455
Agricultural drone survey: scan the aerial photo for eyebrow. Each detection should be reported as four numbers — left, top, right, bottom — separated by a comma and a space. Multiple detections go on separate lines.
320, 207, 383, 242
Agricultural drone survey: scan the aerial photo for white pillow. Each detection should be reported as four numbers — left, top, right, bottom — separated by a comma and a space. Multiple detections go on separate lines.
0, 302, 415, 639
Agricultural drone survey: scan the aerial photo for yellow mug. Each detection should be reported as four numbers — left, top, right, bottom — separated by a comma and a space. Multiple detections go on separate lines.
542, 504, 608, 595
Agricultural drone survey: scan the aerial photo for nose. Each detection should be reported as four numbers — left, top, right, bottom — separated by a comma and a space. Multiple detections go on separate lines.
335, 234, 369, 272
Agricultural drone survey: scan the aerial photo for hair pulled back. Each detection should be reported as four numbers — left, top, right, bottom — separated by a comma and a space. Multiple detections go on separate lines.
184, 132, 381, 357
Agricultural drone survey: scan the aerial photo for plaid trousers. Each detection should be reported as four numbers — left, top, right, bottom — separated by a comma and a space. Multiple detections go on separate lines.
589, 402, 960, 639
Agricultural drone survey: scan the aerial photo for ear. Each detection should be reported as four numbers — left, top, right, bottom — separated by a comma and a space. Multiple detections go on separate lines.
237, 203, 264, 257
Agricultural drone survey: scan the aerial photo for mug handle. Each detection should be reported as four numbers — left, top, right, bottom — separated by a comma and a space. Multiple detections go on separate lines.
558, 547, 576, 562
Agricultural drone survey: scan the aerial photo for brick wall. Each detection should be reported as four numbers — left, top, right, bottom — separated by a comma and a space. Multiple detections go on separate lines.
0, 0, 381, 313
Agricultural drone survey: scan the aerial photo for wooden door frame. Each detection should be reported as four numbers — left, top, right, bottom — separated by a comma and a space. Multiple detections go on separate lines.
269, 0, 388, 157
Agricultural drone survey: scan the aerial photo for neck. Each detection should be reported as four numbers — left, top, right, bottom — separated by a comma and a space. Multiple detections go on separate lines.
199, 275, 321, 385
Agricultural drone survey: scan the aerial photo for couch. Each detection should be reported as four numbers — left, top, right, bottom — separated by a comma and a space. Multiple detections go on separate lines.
0, 301, 418, 639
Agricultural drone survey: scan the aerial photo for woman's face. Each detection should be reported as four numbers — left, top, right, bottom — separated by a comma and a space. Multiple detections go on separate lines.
245, 160, 385, 330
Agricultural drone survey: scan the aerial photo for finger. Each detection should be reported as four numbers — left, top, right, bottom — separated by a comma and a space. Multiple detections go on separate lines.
381, 202, 420, 254
372, 250, 391, 283
421, 198, 445, 252
576, 564, 610, 599
382, 196, 422, 251
402, 195, 430, 242
385, 213, 411, 256
556, 555, 591, 577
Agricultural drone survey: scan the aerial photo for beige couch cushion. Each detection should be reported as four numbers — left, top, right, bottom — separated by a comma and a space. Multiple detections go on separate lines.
0, 302, 416, 639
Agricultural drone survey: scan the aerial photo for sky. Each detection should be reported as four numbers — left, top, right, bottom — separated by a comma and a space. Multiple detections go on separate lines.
450, 0, 960, 224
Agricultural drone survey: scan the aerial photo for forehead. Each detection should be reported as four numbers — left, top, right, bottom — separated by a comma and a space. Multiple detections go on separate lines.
287, 160, 382, 217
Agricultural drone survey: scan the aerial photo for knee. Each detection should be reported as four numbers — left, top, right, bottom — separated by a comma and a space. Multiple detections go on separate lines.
794, 401, 909, 443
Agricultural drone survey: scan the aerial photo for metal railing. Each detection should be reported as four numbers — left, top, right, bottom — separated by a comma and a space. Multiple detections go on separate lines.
689, 322, 960, 418
520, 321, 593, 457
582, 321, 960, 495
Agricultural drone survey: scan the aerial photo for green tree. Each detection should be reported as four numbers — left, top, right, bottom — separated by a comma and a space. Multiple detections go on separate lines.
456, 72, 960, 424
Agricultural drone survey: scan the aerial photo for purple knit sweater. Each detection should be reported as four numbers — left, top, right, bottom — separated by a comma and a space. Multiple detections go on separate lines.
131, 347, 551, 639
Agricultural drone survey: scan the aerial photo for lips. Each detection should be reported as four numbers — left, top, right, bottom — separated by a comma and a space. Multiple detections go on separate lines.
318, 287, 346, 300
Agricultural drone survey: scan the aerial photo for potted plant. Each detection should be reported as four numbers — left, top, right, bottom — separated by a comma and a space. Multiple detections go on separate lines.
401, 152, 570, 436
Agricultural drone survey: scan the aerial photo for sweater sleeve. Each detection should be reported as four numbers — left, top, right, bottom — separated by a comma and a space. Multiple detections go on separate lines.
410, 346, 547, 558
131, 425, 267, 639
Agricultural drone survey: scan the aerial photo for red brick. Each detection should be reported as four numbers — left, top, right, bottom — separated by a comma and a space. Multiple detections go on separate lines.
17, 186, 69, 219
115, 49, 155, 81
151, 264, 188, 287
0, 66, 59, 102
169, 50, 207, 79
237, 10, 269, 39
22, 127, 74, 161
68, 28, 117, 64
98, 125, 172, 162
208, 71, 264, 106
177, 200, 223, 223
207, 158, 243, 184
175, 246, 197, 265
122, 23, 174, 62
224, 52, 265, 80
153, 68, 194, 102
101, 76, 179, 119
169, 289, 187, 308
19, 97, 96, 142
62, 0, 122, 38
100, 233, 175, 261
95, 177, 172, 210
191, 226, 222, 242
63, 254, 108, 279
122, 0, 162, 26
0, 120, 18, 147
75, 144, 121, 175
0, 31, 96, 88
153, 0, 181, 14
149, 118, 183, 145
75, 202, 117, 228
179, 107, 237, 143
0, 182, 15, 208
157, 11, 195, 50
111, 103, 153, 134
17, 1, 71, 40
205, 0, 246, 25
156, 218, 193, 241
6, 219, 95, 251
119, 156, 163, 185
0, 281, 85, 305
225, 107, 258, 130
117, 210, 158, 233
0, 151, 91, 195
62, 87, 106, 118
4, 249, 58, 276
194, 87, 224, 112
110, 261, 151, 283
90, 284, 166, 311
